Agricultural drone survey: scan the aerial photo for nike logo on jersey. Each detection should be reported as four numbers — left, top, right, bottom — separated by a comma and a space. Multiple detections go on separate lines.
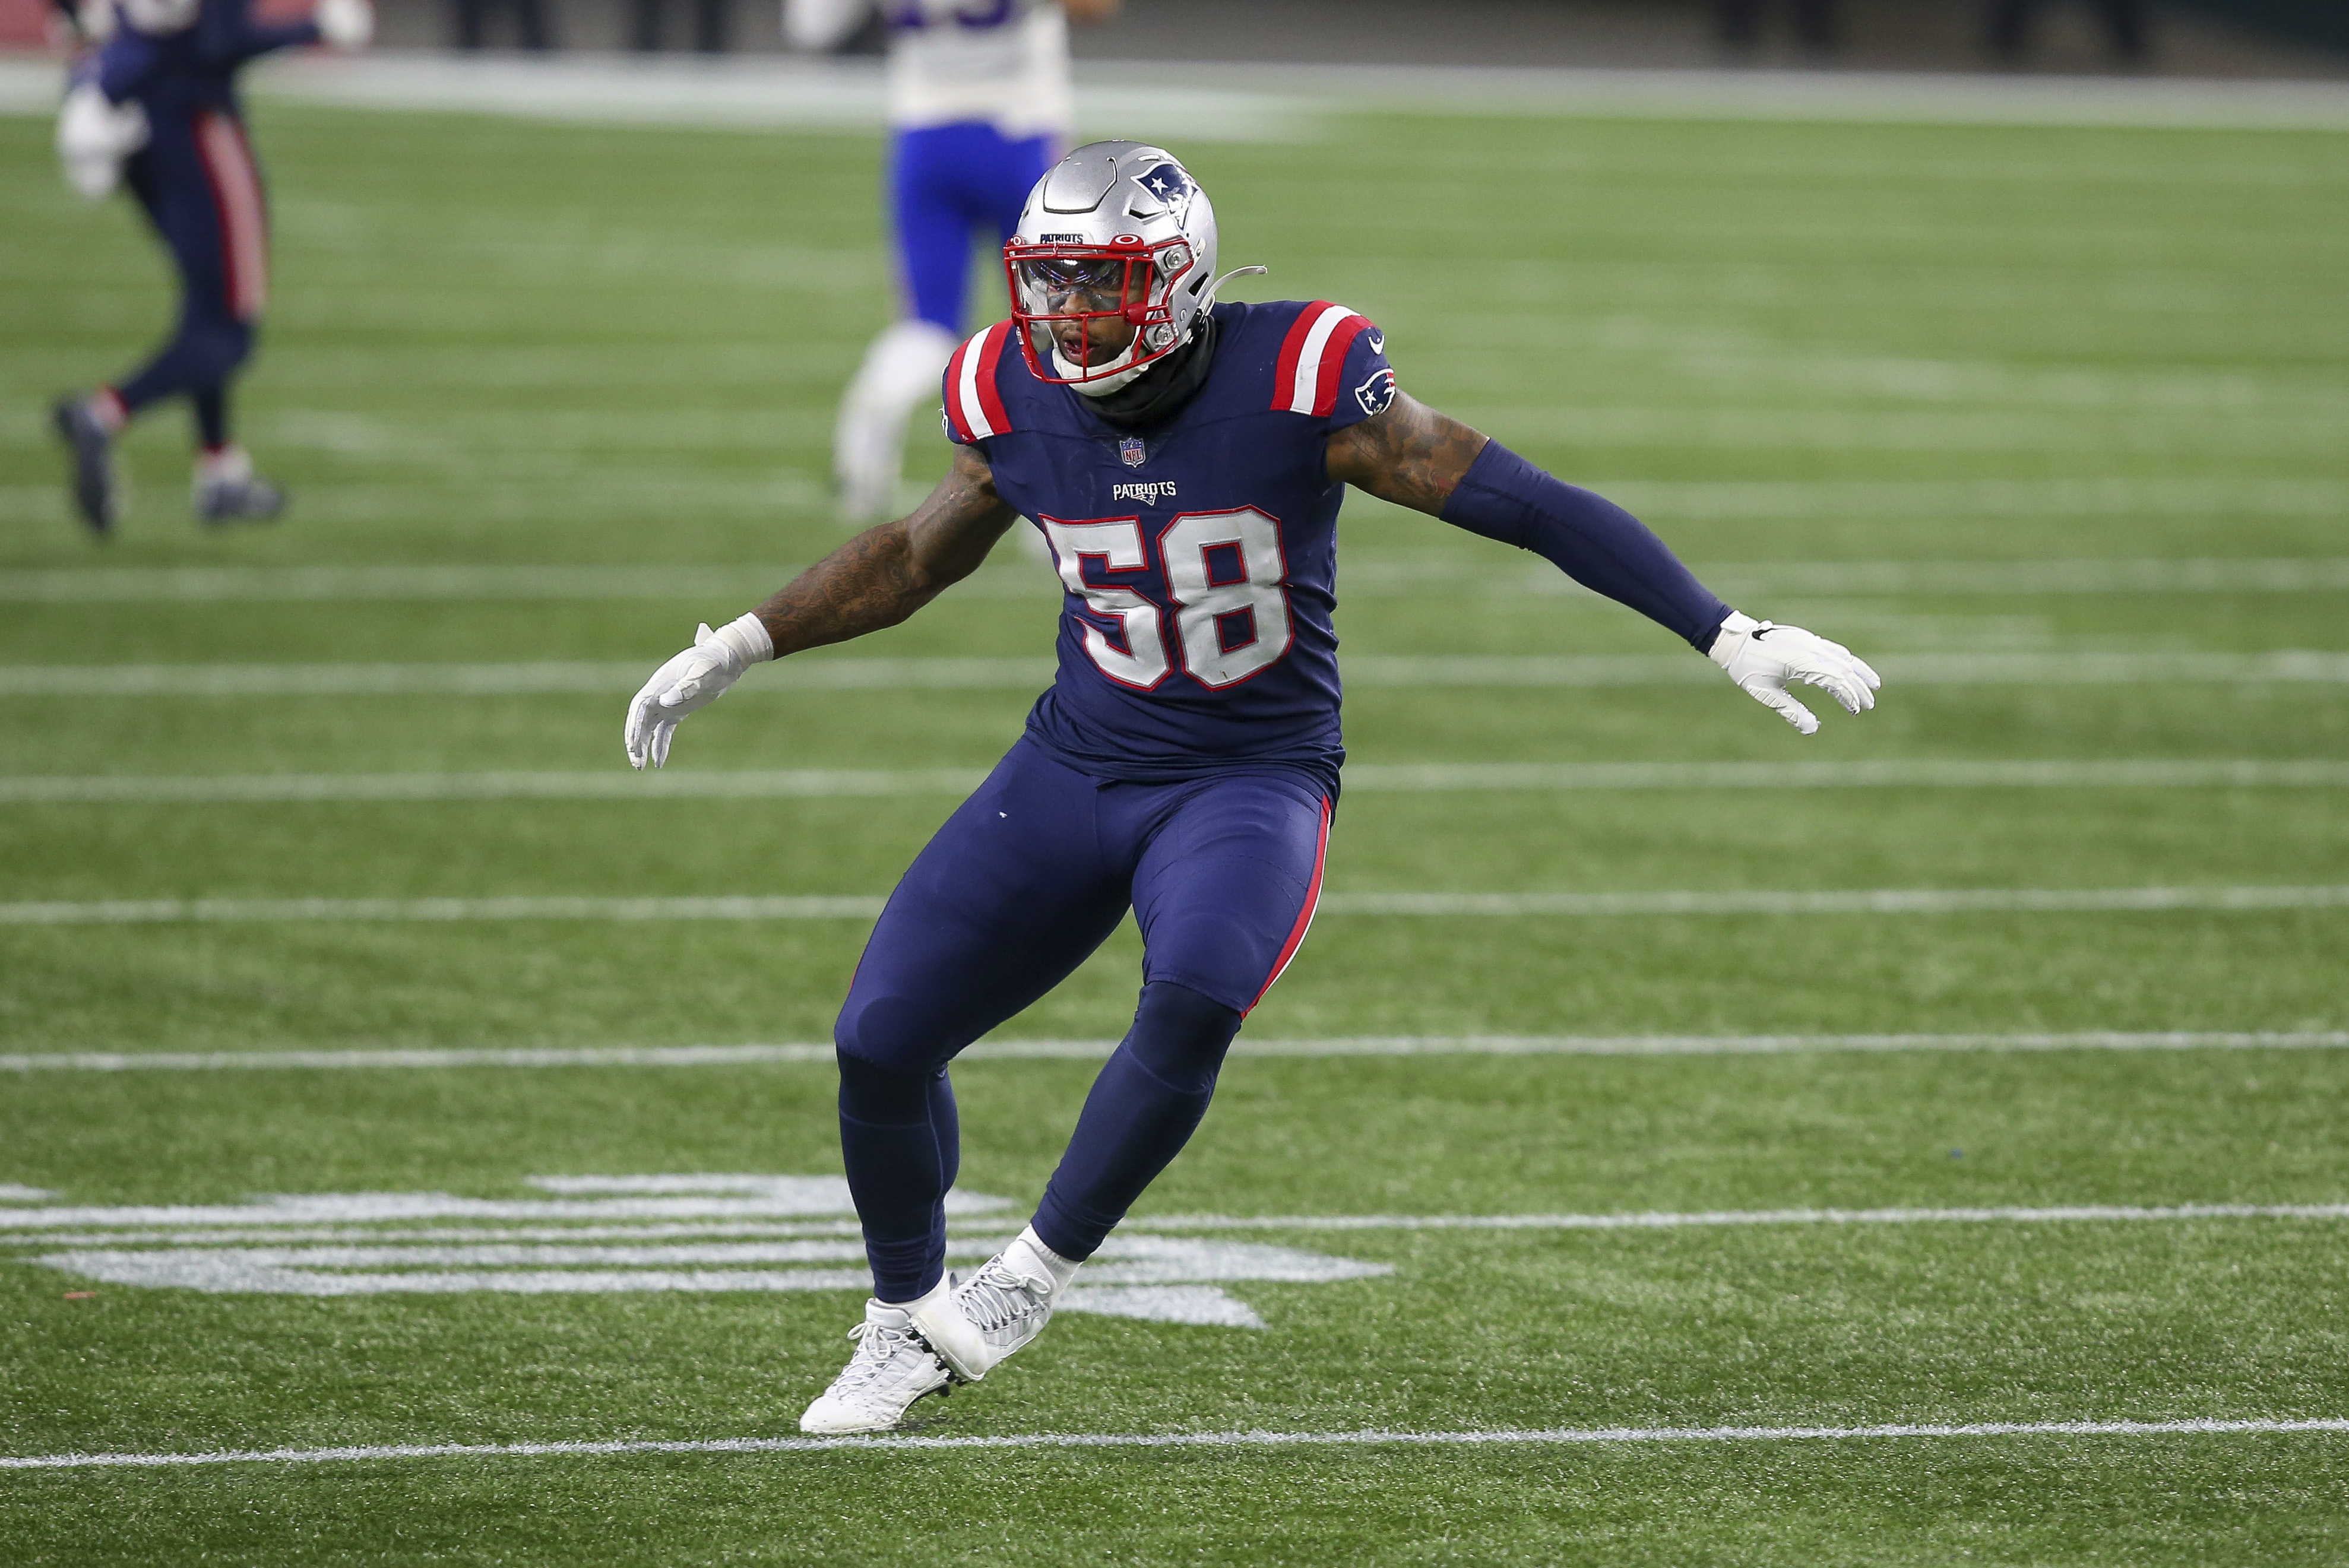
1113, 480, 1180, 505
1367, 332, 1384, 354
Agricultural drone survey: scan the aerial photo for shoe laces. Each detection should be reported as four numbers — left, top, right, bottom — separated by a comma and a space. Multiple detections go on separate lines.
833, 1317, 932, 1389
957, 1257, 1052, 1333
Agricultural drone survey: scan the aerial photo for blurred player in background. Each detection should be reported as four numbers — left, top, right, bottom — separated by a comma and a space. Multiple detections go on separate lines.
49, 0, 372, 537
786, 0, 1118, 522
625, 142, 1882, 1433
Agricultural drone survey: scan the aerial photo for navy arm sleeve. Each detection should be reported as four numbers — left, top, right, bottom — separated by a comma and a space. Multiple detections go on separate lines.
1439, 441, 1730, 652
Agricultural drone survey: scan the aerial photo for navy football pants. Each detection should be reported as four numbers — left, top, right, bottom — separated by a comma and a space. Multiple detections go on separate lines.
834, 737, 1331, 1299
115, 110, 265, 446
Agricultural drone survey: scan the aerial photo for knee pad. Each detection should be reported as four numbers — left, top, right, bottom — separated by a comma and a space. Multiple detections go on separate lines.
184, 318, 253, 383
1121, 981, 1242, 1098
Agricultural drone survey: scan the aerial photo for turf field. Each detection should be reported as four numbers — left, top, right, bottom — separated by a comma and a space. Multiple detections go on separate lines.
2, 83, 2347, 1563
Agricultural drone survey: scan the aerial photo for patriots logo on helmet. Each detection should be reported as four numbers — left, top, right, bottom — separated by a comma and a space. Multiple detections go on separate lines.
1119, 436, 1147, 468
1136, 163, 1194, 220
1353, 368, 1398, 419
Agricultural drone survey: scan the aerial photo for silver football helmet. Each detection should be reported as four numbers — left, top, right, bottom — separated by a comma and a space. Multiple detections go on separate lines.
1003, 141, 1239, 394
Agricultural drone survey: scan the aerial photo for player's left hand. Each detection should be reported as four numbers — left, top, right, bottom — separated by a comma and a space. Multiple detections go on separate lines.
1708, 611, 1881, 736
315, 0, 372, 50
623, 614, 773, 770
55, 82, 148, 201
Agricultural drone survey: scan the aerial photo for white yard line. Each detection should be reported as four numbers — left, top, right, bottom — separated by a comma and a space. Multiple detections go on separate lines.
4, 554, 2346, 604
6, 650, 2349, 696
1319, 886, 2349, 915
2, 1032, 2342, 1073
2, 886, 2343, 926
0, 896, 889, 924
5, 759, 2345, 804
0, 886, 2341, 926
0, 660, 1049, 696
5, 1417, 2345, 1471
1131, 1203, 2349, 1234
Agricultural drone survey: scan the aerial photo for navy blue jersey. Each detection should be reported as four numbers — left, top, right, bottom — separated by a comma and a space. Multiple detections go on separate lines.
96, 0, 318, 124
944, 300, 1395, 789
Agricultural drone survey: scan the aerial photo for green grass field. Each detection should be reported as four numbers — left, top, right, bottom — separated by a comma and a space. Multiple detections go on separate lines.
2, 88, 2347, 1563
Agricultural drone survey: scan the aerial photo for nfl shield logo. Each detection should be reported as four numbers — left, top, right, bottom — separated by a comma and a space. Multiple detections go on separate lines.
1119, 436, 1147, 468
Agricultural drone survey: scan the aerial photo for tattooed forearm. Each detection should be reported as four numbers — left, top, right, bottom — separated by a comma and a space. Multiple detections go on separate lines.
1322, 392, 1490, 517
753, 446, 1018, 657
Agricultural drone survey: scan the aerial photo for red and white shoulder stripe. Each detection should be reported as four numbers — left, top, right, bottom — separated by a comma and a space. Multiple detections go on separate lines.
1271, 302, 1376, 419
943, 321, 1016, 444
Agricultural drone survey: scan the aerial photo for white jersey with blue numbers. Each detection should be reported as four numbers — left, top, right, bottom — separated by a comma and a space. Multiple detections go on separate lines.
943, 300, 1398, 788
785, 0, 1072, 137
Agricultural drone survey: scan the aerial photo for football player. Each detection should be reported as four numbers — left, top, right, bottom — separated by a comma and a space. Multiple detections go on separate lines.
785, 0, 1118, 523
49, 0, 372, 536
624, 142, 1881, 1433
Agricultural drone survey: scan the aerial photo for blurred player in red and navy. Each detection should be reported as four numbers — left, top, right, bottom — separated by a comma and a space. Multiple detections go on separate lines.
50, 0, 372, 536
625, 142, 1883, 1433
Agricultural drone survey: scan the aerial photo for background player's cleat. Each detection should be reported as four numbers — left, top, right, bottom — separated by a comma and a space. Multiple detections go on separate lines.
922, 1228, 1079, 1380
193, 445, 286, 525
51, 396, 119, 537
799, 1298, 954, 1434
195, 475, 286, 525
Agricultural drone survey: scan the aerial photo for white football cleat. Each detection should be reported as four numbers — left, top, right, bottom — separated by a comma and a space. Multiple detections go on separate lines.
913, 1228, 1078, 1382
798, 1297, 953, 1434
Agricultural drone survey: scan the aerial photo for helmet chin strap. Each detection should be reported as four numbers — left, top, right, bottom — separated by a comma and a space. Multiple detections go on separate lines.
1058, 265, 1268, 397
1057, 336, 1153, 397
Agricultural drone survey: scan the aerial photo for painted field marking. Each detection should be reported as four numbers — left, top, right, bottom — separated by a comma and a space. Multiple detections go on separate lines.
6, 1197, 2342, 1240
27, 1236, 1380, 1318
5, 553, 2347, 603
7, 650, 2349, 697
0, 1177, 1383, 1325
7, 1175, 2337, 1322
1318, 886, 2349, 916
3, 886, 2342, 926
5, 758, 2346, 804
3, 1032, 2344, 1073
7, 1417, 2346, 1471
1128, 1203, 2349, 1234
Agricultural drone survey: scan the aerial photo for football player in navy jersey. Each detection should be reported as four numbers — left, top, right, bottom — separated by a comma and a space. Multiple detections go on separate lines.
624, 141, 1881, 1433
49, 0, 371, 536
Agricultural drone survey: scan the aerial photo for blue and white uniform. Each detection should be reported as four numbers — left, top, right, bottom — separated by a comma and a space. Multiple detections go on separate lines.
835, 300, 1394, 1292
790, 0, 1077, 518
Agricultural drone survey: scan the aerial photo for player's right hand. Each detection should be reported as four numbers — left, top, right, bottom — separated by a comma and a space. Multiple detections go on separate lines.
623, 616, 771, 770
315, 0, 373, 50
1707, 611, 1881, 736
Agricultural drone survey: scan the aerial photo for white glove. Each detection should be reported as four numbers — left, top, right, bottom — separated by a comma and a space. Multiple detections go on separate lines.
55, 83, 148, 201
624, 613, 773, 770
1708, 610, 1881, 736
74, 0, 119, 44
314, 0, 372, 49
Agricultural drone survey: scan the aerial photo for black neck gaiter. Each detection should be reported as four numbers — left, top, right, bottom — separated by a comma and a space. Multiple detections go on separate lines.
1082, 312, 1220, 429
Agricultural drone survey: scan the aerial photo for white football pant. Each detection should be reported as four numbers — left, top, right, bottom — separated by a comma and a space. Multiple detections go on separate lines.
834, 318, 957, 524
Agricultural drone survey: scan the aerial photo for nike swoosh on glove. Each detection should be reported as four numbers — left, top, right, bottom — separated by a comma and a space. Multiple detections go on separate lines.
1707, 610, 1881, 736
623, 613, 773, 770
